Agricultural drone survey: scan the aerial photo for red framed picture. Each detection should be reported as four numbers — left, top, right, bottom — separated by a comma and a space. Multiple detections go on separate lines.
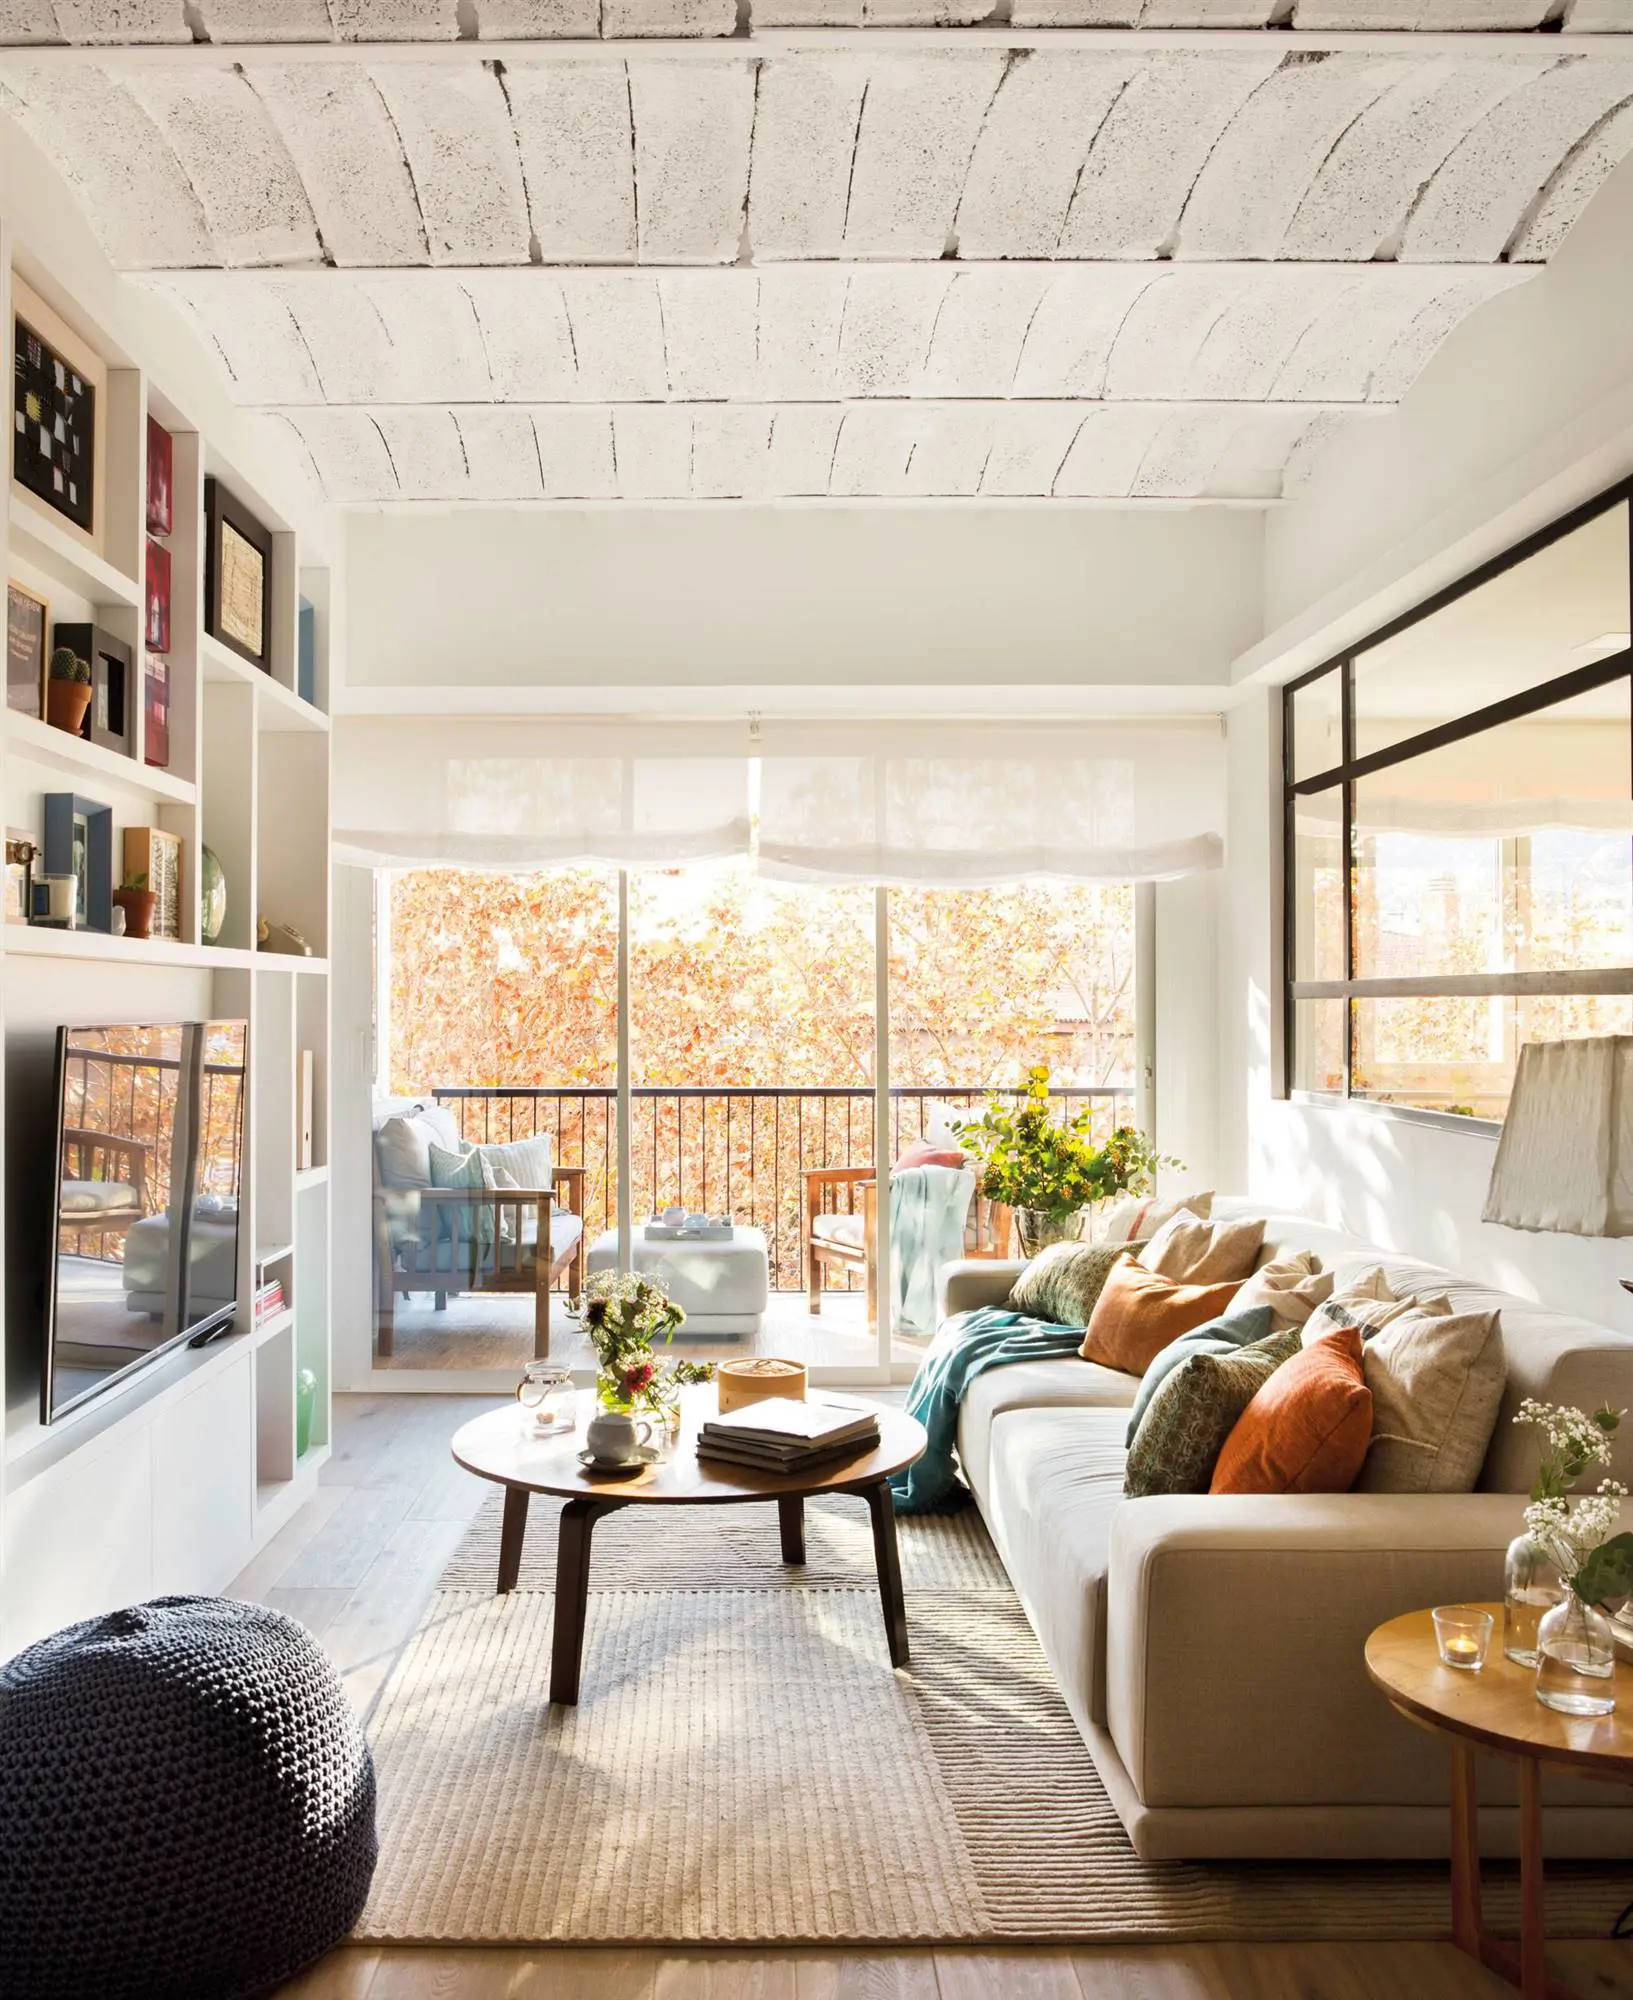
144, 656, 169, 771
145, 537, 171, 654
145, 414, 173, 537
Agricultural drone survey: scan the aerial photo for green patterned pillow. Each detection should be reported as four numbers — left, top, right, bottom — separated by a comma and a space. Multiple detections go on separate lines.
1008, 1239, 1147, 1329
1125, 1304, 1274, 1447
1124, 1327, 1300, 1497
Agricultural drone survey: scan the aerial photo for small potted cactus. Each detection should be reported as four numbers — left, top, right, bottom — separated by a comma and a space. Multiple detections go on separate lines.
112, 870, 157, 941
46, 646, 92, 736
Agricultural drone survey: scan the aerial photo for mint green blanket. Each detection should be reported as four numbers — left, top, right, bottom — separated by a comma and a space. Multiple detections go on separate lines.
890, 1163, 975, 1335
889, 1305, 1087, 1514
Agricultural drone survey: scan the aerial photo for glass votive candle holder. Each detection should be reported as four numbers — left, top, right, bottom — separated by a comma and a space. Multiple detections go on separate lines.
1433, 1605, 1494, 1673
516, 1362, 575, 1437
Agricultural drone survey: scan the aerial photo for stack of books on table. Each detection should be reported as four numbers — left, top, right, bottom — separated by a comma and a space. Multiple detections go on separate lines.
696, 1398, 880, 1474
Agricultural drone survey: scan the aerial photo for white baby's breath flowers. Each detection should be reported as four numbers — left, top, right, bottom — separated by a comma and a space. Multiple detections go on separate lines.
1524, 1479, 1630, 1575
1514, 1397, 1619, 1473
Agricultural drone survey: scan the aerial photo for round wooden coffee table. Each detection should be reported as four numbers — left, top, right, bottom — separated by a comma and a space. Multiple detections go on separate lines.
451, 1389, 928, 1706
1366, 1603, 1633, 2000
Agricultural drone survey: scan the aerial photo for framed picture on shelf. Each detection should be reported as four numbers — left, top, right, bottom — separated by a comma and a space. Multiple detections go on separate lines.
54, 621, 134, 759
123, 826, 181, 942
144, 654, 170, 770
145, 536, 171, 653
7, 581, 47, 718
11, 276, 103, 552
42, 792, 112, 933
5, 829, 34, 925
204, 476, 271, 669
146, 413, 173, 536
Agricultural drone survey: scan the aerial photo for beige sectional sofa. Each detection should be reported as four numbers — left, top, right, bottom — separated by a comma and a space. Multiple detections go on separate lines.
943, 1198, 1633, 1862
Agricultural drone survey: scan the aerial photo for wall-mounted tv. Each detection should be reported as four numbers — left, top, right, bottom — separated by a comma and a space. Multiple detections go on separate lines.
45, 1021, 247, 1424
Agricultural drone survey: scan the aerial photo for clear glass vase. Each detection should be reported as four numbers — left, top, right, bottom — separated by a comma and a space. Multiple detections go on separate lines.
1536, 1592, 1616, 1717
1015, 1208, 1080, 1259
1504, 1532, 1566, 1669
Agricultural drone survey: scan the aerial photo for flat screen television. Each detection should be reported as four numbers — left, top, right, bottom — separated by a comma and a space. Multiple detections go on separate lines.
44, 1020, 248, 1423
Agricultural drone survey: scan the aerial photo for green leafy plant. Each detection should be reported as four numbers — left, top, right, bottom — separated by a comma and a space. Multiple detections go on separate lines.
120, 871, 148, 893
49, 646, 90, 685
569, 1270, 712, 1414
953, 1064, 1176, 1225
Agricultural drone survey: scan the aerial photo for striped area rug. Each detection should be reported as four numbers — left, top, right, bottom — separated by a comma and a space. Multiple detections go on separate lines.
359, 1494, 1629, 1945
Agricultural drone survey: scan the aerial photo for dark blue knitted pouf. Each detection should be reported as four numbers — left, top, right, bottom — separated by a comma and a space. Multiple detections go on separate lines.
0, 1595, 377, 2000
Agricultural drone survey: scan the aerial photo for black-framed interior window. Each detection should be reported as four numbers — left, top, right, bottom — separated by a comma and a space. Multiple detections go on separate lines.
1284, 484, 1633, 1124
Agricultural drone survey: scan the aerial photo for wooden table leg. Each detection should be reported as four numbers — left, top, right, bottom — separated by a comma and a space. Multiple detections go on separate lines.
1519, 1758, 1547, 2000
497, 1485, 530, 1594
778, 1494, 806, 1565
864, 1480, 909, 1669
549, 1497, 618, 1706
1449, 1739, 1484, 1956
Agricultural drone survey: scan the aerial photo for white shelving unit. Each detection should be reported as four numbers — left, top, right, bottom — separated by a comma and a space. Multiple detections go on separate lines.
0, 224, 336, 1658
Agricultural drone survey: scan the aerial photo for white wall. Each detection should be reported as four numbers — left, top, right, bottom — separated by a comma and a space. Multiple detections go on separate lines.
343, 505, 1262, 706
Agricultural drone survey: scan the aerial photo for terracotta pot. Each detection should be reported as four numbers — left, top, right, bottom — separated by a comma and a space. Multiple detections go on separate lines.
46, 680, 92, 736
112, 887, 158, 940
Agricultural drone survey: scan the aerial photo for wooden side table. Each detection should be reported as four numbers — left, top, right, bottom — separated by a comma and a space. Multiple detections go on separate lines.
1366, 1603, 1633, 2000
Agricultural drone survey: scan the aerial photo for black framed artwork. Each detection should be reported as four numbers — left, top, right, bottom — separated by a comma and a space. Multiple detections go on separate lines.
13, 312, 95, 535
204, 476, 271, 670
41, 791, 112, 932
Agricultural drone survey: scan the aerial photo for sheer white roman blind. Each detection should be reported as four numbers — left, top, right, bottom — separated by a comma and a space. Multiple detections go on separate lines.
756, 720, 1224, 885
333, 719, 752, 869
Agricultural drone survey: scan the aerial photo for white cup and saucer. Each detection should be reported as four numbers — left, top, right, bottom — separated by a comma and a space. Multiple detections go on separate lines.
579, 1409, 659, 1474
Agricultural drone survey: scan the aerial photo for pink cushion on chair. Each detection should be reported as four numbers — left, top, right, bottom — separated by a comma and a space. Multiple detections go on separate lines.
895, 1138, 966, 1171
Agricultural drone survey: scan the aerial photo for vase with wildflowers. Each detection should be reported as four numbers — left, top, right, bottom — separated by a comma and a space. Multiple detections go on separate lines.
572, 1271, 714, 1428
1511, 1398, 1630, 1714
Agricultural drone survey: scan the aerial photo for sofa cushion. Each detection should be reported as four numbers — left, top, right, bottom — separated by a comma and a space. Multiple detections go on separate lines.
1009, 1239, 1142, 1328
1357, 1306, 1506, 1494
896, 1137, 965, 1171
812, 1212, 866, 1250
1301, 1268, 1450, 1346
983, 1405, 1130, 1733
478, 1133, 553, 1190
1212, 1326, 1374, 1495
1137, 1212, 1265, 1284
1125, 1304, 1275, 1447
1097, 1190, 1213, 1242
1125, 1327, 1300, 1497
1231, 1251, 1334, 1331
1082, 1260, 1244, 1375
957, 1357, 1137, 1509
374, 1113, 436, 1191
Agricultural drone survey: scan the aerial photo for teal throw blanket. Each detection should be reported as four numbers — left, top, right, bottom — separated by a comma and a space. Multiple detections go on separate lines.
890, 1305, 1088, 1515
891, 1163, 975, 1335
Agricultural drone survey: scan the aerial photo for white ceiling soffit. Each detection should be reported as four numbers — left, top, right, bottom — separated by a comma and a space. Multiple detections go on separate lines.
1, 36, 1630, 503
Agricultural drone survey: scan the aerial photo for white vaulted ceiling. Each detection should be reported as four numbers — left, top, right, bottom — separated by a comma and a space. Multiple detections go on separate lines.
2, 20, 1631, 504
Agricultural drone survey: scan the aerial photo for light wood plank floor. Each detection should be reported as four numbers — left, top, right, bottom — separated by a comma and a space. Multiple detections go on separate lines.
238, 1395, 1633, 2000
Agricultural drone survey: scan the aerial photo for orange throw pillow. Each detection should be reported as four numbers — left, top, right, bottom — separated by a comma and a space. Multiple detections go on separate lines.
1210, 1325, 1373, 1495
1080, 1258, 1244, 1375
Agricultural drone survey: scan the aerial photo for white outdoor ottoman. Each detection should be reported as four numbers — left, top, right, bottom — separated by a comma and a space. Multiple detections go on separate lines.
583, 1225, 770, 1338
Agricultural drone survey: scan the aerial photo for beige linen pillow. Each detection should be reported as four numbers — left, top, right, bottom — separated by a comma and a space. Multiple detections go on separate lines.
1138, 1211, 1266, 1285
1233, 1251, 1334, 1332
1300, 1268, 1450, 1348
1356, 1307, 1506, 1493
1097, 1191, 1213, 1244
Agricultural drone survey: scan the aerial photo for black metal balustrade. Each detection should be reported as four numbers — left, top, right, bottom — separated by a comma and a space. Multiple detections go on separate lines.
432, 1084, 1135, 1293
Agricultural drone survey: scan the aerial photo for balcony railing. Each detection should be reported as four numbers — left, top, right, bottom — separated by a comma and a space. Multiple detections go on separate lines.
432, 1084, 1136, 1292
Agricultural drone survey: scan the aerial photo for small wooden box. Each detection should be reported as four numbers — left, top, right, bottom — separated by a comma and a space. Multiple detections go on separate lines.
717, 1356, 808, 1414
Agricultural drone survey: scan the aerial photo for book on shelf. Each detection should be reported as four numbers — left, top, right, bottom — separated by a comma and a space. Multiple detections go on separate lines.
254, 1279, 286, 1324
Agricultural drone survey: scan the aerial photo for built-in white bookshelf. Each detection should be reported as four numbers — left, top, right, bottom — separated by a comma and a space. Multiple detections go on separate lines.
0, 222, 335, 1657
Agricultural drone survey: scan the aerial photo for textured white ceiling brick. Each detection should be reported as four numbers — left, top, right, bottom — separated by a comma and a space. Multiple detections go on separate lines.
151, 272, 327, 399
195, 1, 336, 38
370, 62, 531, 264
834, 269, 949, 395
1291, 2, 1550, 23
1401, 57, 1633, 260
977, 403, 1086, 495
1509, 94, 1633, 258
1177, 54, 1416, 259
123, 67, 322, 267
245, 63, 429, 263
840, 53, 1007, 257
1269, 264, 1524, 398
50, 1, 188, 40
1177, 268, 1360, 401
452, 407, 547, 499
907, 405, 1005, 496
1003, 2, 1134, 23
374, 407, 472, 496
500, 60, 633, 259
476, 0, 600, 31
604, 0, 736, 32
0, 3, 63, 41
531, 407, 618, 497
1054, 52, 1283, 257
692, 408, 777, 497
829, 404, 925, 496
0, 64, 211, 267
1202, 406, 1322, 499
1278, 55, 1552, 260
1565, 0, 1633, 25
1006, 265, 1167, 399
1051, 406, 1163, 496
864, 0, 992, 26
283, 409, 402, 502
1099, 267, 1248, 399
329, 0, 460, 35
1364, 267, 1533, 398
657, 271, 760, 399
457, 269, 581, 397
747, 54, 870, 259
1128, 409, 1239, 497
627, 58, 756, 261
613, 405, 693, 498
255, 274, 398, 401
559, 271, 671, 396
351, 270, 495, 397
953, 52, 1135, 260
765, 405, 844, 495
918, 267, 1051, 398
754, 268, 850, 398
751, 0, 863, 24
